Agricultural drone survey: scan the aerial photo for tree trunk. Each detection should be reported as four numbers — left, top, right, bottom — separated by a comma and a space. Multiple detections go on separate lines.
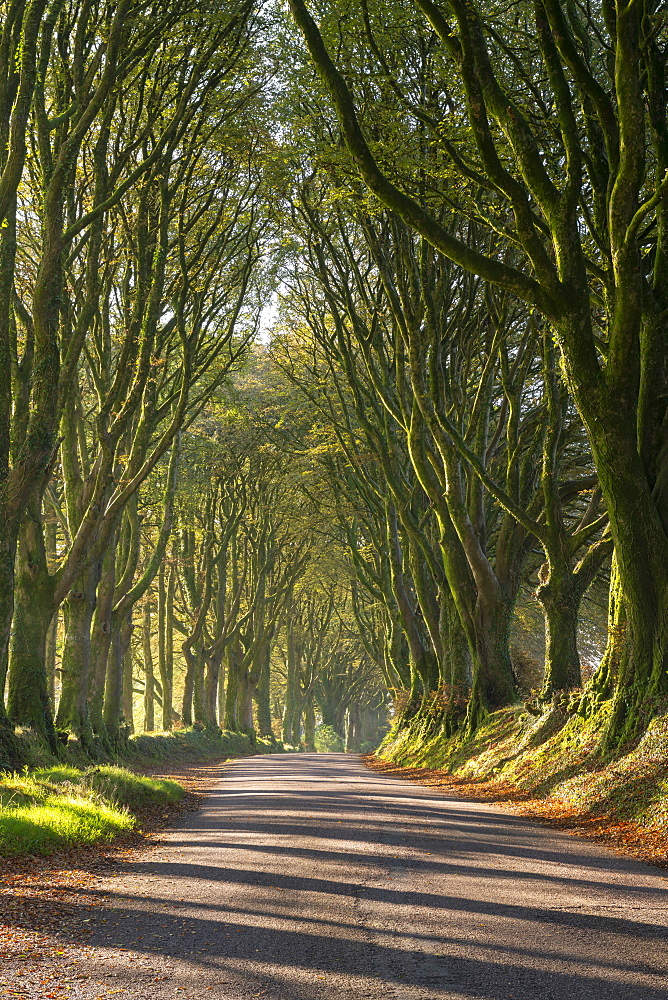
182, 645, 196, 727
536, 570, 582, 695
254, 642, 273, 738
142, 599, 154, 732
439, 587, 471, 699
205, 651, 223, 729
104, 611, 132, 748
193, 650, 206, 726
387, 505, 438, 705
346, 704, 361, 752
303, 697, 315, 750
89, 545, 115, 737
7, 514, 56, 750
565, 354, 668, 744
217, 654, 226, 729
55, 566, 98, 750
45, 612, 58, 712
0, 535, 15, 724
122, 617, 134, 735
291, 702, 302, 746
473, 588, 516, 710
223, 639, 241, 731
160, 563, 174, 731
282, 625, 299, 743
44, 516, 58, 712
0, 203, 18, 727
237, 669, 255, 736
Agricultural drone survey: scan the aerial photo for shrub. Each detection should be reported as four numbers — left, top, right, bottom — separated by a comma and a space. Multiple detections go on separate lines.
314, 725, 344, 752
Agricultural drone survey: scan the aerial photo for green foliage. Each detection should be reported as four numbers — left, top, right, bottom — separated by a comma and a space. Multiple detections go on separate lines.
314, 724, 344, 752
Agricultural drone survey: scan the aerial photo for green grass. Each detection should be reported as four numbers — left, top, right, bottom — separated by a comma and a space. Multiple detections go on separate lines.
0, 765, 184, 857
376, 705, 668, 831
0, 796, 134, 856
84, 766, 183, 808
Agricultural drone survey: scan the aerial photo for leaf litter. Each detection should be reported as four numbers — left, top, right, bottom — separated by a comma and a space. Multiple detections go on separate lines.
0, 759, 227, 999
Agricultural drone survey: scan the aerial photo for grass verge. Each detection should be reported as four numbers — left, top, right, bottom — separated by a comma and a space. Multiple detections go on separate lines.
0, 766, 183, 857
373, 705, 668, 866
0, 726, 291, 857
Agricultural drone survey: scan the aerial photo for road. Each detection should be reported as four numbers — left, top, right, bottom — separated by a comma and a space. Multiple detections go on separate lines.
51, 753, 668, 998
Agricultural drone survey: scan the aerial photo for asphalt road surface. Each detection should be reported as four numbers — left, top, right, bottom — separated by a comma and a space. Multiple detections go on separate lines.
74, 753, 668, 999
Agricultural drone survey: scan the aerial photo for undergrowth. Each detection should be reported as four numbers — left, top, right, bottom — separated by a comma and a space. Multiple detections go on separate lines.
2, 725, 290, 773
376, 705, 668, 834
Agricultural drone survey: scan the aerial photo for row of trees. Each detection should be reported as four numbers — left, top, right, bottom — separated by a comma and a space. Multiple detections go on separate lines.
3, 0, 666, 759
0, 0, 284, 751
278, 0, 668, 749
0, 0, 390, 756
87, 414, 388, 751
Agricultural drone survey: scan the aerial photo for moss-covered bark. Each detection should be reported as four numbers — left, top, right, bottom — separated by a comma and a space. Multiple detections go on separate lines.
142, 599, 155, 733
89, 544, 116, 737
55, 568, 98, 749
254, 642, 273, 739
161, 562, 175, 731
536, 570, 581, 694
237, 670, 256, 736
6, 508, 56, 750
223, 638, 241, 732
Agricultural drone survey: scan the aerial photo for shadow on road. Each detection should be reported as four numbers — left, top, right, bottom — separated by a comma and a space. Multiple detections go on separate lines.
3, 754, 667, 999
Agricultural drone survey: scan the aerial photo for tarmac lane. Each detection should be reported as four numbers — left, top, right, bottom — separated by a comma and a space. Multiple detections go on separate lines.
41, 753, 668, 999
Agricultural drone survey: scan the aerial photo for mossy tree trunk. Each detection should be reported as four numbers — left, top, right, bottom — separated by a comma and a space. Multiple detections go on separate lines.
89, 542, 116, 737
122, 619, 134, 736
303, 698, 316, 751
346, 704, 361, 751
7, 501, 56, 750
55, 566, 99, 749
223, 638, 241, 732
203, 552, 229, 728
142, 598, 155, 733
254, 640, 273, 739
192, 650, 207, 727
0, 8, 55, 720
282, 621, 300, 743
237, 668, 256, 737
45, 611, 57, 711
0, 535, 15, 725
159, 561, 175, 731
536, 569, 581, 694
104, 611, 130, 748
44, 514, 58, 711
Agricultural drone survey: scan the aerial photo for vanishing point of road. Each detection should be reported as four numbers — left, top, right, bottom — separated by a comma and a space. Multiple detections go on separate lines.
56, 754, 668, 998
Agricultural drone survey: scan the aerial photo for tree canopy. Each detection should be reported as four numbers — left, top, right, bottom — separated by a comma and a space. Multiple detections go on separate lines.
0, 0, 666, 759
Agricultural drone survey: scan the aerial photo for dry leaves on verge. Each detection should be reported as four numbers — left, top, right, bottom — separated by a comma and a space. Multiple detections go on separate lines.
364, 756, 668, 868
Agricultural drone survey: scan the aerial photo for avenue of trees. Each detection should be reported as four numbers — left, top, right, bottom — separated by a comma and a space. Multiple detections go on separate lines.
0, 0, 666, 759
